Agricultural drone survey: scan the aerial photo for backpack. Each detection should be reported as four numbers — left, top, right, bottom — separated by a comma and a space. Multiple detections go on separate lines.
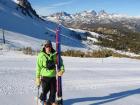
46, 55, 56, 70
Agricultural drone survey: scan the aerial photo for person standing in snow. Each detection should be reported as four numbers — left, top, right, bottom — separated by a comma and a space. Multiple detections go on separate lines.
35, 40, 65, 105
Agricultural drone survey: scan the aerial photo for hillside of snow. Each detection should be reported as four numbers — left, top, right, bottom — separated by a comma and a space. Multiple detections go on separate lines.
0, 0, 98, 51
0, 51, 140, 105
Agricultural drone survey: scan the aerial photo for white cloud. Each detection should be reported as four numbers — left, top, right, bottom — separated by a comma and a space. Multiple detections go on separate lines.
34, 6, 55, 16
33, 0, 76, 16
34, 1, 74, 16
50, 1, 74, 7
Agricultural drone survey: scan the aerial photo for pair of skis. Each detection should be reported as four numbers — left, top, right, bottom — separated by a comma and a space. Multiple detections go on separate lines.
56, 25, 63, 105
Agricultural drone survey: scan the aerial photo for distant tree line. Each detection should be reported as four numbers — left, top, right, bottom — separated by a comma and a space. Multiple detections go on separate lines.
95, 28, 140, 54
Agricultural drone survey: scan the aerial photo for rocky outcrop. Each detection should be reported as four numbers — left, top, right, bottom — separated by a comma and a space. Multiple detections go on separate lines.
16, 0, 40, 18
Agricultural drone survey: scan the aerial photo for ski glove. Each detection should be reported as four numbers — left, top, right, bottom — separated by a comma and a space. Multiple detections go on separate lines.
35, 77, 41, 87
57, 70, 64, 76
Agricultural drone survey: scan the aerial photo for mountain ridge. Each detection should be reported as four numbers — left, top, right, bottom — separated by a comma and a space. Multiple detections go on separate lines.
45, 10, 140, 32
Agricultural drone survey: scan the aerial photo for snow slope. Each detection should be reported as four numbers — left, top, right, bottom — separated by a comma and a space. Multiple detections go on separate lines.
0, 0, 93, 51
0, 51, 140, 105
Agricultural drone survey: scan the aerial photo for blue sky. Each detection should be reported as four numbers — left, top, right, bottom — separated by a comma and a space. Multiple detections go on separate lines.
28, 0, 140, 16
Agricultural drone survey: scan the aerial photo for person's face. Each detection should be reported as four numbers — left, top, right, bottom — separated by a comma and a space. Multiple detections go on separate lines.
45, 45, 51, 53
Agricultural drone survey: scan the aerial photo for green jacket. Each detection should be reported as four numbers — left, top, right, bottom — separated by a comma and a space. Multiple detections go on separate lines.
36, 48, 64, 78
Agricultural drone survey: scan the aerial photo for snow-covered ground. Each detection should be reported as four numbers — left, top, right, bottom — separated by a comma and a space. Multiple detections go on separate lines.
0, 51, 140, 105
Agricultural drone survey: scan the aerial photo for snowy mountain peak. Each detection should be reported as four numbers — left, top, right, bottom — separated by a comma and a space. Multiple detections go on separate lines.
9, 0, 40, 19
88, 10, 97, 15
46, 10, 125, 22
53, 12, 71, 17
45, 9, 140, 28
98, 10, 108, 15
81, 10, 97, 16
74, 10, 97, 17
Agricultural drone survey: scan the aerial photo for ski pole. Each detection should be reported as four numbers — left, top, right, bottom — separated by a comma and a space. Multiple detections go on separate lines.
37, 86, 40, 105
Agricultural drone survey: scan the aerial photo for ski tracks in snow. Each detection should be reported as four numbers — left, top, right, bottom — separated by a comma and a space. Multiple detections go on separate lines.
0, 54, 140, 105
64, 78, 140, 91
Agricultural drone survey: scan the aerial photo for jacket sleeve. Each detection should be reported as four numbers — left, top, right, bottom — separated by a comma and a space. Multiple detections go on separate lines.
36, 54, 43, 78
53, 52, 65, 72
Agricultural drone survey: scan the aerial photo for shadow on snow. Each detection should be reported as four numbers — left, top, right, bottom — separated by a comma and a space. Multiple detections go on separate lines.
64, 88, 140, 105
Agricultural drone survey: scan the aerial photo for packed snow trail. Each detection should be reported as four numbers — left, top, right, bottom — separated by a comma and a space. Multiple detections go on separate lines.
0, 51, 140, 105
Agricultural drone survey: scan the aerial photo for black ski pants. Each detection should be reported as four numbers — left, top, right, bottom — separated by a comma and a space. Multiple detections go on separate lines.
40, 77, 56, 103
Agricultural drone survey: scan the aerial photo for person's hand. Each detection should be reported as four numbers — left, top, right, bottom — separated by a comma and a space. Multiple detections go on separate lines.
35, 77, 41, 87
57, 70, 64, 76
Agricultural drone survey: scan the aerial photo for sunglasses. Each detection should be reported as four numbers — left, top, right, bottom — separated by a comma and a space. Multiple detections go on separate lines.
45, 45, 51, 48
